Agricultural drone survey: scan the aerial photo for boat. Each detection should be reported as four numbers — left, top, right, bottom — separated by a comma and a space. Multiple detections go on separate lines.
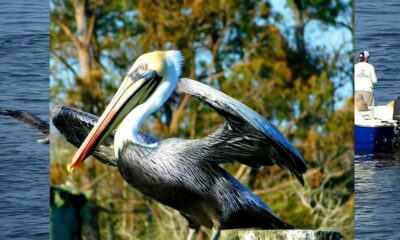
355, 96, 400, 154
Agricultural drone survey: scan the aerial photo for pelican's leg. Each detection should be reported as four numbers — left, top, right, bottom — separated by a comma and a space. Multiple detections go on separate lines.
210, 228, 221, 240
187, 227, 199, 240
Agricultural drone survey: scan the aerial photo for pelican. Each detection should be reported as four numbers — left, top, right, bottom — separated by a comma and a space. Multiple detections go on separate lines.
0, 108, 49, 143
57, 50, 307, 239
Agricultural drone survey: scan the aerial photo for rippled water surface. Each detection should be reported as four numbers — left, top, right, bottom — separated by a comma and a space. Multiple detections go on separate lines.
0, 0, 49, 238
355, 0, 400, 239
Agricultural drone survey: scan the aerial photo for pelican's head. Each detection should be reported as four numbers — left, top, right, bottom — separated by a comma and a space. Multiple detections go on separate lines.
68, 50, 183, 172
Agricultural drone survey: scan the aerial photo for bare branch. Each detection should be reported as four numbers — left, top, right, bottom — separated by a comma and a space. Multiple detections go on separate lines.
85, 14, 96, 46
51, 52, 79, 79
54, 18, 80, 49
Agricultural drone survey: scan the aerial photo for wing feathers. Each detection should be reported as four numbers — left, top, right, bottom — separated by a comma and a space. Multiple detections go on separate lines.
0, 108, 49, 135
177, 78, 307, 184
52, 105, 117, 167
51, 105, 158, 167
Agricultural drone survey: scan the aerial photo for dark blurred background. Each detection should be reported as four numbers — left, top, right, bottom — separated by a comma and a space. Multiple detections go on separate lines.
50, 0, 354, 239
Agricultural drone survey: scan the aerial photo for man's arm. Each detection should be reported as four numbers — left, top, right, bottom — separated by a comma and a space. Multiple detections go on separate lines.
370, 65, 378, 84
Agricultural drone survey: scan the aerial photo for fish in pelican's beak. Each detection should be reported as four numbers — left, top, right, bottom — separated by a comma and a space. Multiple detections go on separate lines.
68, 50, 183, 172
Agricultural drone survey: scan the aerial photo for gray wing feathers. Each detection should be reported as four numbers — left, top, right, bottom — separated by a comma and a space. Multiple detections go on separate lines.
0, 108, 49, 135
51, 105, 117, 167
51, 105, 159, 167
177, 78, 307, 184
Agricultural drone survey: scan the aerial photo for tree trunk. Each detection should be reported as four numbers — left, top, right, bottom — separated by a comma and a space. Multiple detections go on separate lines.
293, 0, 306, 56
73, 0, 91, 79
73, 0, 104, 113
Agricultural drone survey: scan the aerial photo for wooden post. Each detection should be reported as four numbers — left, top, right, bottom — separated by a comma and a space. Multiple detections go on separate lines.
50, 185, 100, 240
237, 230, 342, 240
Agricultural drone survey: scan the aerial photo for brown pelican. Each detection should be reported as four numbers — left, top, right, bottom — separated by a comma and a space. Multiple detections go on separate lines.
0, 108, 49, 143
57, 50, 307, 239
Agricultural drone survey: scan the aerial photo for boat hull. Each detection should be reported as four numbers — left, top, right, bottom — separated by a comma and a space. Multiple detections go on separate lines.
355, 125, 397, 154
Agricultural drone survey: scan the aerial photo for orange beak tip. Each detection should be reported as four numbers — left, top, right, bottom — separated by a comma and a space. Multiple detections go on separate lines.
67, 163, 75, 174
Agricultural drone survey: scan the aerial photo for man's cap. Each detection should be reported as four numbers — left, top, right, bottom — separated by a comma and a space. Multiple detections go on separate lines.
359, 51, 369, 59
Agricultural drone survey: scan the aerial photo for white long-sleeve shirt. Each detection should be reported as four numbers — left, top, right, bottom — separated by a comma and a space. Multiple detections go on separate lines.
354, 62, 377, 92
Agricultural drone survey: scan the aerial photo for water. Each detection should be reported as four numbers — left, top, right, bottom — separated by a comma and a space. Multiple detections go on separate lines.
0, 0, 49, 238
355, 0, 400, 105
355, 0, 400, 239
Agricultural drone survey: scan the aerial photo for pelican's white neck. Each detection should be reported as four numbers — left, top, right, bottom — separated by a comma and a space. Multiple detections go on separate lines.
114, 52, 181, 156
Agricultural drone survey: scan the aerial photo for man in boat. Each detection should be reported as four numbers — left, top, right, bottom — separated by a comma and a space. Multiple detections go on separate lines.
354, 50, 378, 108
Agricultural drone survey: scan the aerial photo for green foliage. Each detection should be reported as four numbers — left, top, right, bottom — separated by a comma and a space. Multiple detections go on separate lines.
51, 0, 353, 239
288, 0, 352, 29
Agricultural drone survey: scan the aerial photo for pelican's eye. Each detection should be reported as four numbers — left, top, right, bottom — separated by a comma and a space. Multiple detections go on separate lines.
128, 64, 149, 81
137, 64, 147, 74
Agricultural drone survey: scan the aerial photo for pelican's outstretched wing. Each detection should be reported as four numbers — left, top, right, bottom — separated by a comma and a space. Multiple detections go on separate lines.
177, 78, 307, 185
52, 105, 117, 167
52, 105, 159, 167
0, 108, 49, 135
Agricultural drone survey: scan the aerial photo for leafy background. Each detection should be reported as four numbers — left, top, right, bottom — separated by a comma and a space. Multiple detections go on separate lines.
50, 0, 354, 239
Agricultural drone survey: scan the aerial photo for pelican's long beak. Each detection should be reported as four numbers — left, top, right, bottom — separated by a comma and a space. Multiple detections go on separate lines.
68, 71, 162, 172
